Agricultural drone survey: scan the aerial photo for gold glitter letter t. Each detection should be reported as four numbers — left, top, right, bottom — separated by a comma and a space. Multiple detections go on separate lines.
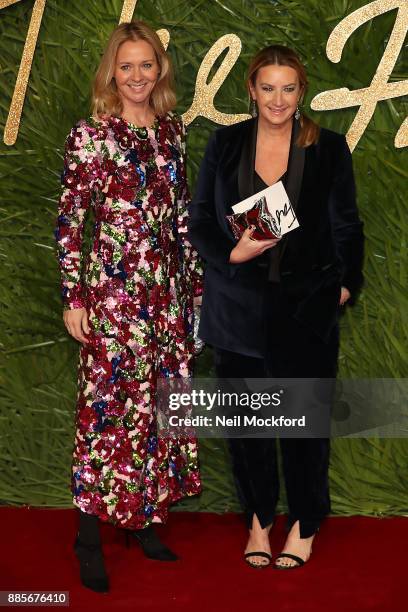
1, 0, 47, 146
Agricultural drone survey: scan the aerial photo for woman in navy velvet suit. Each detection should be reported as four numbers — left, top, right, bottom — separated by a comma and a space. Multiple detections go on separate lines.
188, 45, 364, 569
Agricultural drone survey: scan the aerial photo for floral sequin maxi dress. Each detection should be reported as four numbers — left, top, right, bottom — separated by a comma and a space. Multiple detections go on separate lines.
55, 113, 202, 529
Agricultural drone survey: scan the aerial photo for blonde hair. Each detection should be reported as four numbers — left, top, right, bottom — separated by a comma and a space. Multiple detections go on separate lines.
247, 45, 320, 147
92, 21, 176, 119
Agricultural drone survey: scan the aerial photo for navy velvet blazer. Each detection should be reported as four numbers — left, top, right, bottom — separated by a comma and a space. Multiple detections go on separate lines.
188, 117, 364, 358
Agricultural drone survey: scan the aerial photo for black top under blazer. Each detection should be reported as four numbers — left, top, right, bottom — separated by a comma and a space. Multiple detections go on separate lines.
188, 117, 364, 358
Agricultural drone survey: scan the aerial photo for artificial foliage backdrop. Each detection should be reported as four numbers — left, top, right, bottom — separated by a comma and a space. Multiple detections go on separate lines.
0, 0, 407, 515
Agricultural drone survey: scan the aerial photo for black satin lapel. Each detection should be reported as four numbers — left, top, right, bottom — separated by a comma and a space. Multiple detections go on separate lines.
238, 117, 257, 200
283, 118, 305, 212
277, 119, 305, 267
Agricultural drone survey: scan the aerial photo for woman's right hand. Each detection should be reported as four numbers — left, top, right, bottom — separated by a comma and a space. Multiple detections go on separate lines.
229, 226, 281, 264
63, 307, 90, 344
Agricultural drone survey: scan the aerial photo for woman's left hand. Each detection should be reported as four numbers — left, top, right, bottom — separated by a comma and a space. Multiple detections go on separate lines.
339, 286, 351, 306
194, 295, 202, 307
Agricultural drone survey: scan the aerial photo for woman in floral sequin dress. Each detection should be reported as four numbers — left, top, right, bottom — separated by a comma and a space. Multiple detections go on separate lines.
54, 21, 202, 592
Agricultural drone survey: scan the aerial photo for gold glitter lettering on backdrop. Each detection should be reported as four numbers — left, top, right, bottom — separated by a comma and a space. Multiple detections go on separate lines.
1, 0, 407, 148
1, 0, 46, 146
119, 0, 138, 24
311, 0, 408, 151
183, 34, 249, 126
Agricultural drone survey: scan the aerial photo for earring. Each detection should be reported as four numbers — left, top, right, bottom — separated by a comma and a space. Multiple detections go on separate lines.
250, 98, 257, 118
295, 104, 301, 120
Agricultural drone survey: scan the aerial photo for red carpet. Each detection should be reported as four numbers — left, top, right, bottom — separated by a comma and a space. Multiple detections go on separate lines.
0, 508, 405, 611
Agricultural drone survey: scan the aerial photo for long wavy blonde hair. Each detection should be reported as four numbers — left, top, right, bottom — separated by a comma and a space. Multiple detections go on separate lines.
247, 45, 320, 147
92, 21, 176, 119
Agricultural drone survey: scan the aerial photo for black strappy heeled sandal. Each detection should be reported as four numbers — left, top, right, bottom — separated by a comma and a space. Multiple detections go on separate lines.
244, 551, 272, 569
124, 525, 178, 561
273, 552, 309, 569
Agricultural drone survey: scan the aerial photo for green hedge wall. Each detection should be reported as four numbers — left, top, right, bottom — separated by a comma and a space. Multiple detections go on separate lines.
0, 0, 407, 515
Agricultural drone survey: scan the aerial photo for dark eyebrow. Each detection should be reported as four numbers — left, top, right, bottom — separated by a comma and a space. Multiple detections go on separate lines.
260, 82, 297, 87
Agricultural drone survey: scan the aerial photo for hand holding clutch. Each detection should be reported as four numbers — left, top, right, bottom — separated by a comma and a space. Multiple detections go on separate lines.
229, 226, 280, 264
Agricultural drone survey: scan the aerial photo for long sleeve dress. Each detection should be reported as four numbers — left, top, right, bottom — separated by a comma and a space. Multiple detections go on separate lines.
55, 112, 202, 530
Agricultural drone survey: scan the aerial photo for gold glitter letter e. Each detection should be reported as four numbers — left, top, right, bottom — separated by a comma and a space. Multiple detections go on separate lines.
183, 34, 249, 126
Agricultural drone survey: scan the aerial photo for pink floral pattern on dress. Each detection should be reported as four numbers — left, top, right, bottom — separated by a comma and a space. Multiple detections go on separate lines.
55, 112, 202, 529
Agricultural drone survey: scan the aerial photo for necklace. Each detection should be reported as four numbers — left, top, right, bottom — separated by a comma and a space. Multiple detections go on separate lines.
120, 115, 159, 131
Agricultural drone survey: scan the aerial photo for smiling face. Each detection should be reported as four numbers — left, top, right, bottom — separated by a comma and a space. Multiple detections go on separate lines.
114, 39, 161, 110
249, 64, 303, 127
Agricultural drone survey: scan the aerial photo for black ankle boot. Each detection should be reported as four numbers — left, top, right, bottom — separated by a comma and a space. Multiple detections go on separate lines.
74, 510, 109, 593
124, 525, 178, 561
74, 536, 109, 593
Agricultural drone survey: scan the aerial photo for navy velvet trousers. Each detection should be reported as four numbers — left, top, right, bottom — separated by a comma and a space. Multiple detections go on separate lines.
214, 282, 339, 539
